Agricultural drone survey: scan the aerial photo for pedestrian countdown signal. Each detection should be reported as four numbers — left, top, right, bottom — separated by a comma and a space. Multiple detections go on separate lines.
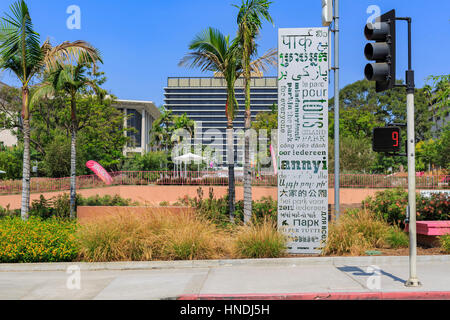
372, 127, 401, 153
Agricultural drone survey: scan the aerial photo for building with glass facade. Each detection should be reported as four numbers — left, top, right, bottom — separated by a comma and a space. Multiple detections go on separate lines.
113, 99, 161, 156
164, 76, 277, 165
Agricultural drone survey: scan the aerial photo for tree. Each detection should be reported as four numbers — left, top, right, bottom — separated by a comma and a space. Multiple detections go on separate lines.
328, 136, 376, 173
179, 26, 275, 222
179, 27, 242, 222
0, 0, 101, 219
252, 103, 277, 169
0, 84, 21, 131
424, 74, 449, 136
150, 107, 195, 152
75, 96, 128, 172
31, 58, 103, 218
150, 106, 175, 151
329, 79, 431, 141
0, 143, 23, 180
29, 87, 127, 177
235, 0, 274, 223
416, 129, 450, 172
121, 151, 168, 171
328, 79, 433, 173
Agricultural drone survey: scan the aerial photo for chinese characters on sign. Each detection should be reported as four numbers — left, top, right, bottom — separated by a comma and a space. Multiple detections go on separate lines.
277, 28, 329, 254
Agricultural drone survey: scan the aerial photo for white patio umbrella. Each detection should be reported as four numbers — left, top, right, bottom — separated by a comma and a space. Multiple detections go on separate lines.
173, 153, 205, 178
0, 170, 6, 174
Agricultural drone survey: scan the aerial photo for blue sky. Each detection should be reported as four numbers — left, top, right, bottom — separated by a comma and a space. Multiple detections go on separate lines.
0, 0, 449, 106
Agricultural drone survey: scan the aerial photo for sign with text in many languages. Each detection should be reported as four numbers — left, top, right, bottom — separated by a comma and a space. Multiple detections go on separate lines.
277, 28, 329, 254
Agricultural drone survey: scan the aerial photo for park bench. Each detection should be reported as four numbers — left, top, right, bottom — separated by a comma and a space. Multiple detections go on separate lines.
406, 221, 450, 247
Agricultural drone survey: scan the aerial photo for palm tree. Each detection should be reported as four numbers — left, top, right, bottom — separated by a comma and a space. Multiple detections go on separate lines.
179, 27, 276, 222
0, 0, 102, 220
235, 0, 273, 224
179, 27, 240, 221
150, 107, 175, 151
31, 58, 103, 219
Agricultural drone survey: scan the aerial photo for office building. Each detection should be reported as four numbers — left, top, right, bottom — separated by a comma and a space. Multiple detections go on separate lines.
164, 76, 277, 165
113, 99, 161, 156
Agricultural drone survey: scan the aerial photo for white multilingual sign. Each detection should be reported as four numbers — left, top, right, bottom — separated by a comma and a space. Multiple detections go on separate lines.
277, 28, 329, 254
420, 190, 450, 198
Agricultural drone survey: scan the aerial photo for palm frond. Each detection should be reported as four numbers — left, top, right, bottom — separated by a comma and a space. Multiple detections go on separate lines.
29, 82, 55, 109
179, 51, 223, 73
0, 0, 42, 82
249, 47, 277, 74
179, 27, 232, 73
40, 40, 102, 73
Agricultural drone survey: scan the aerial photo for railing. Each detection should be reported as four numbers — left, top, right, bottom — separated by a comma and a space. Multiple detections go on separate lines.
0, 171, 448, 195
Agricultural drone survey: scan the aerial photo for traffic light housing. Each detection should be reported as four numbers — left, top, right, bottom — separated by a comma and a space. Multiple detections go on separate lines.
372, 127, 401, 153
364, 9, 396, 92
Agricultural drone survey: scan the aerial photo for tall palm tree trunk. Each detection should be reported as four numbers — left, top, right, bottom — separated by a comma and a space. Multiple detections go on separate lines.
227, 120, 235, 223
243, 39, 252, 224
69, 97, 77, 219
21, 119, 31, 220
20, 87, 30, 220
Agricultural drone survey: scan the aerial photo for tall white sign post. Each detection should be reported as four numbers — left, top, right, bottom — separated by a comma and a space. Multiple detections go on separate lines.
277, 28, 329, 254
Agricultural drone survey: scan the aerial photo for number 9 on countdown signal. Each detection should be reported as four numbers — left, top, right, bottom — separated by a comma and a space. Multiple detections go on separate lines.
372, 127, 402, 153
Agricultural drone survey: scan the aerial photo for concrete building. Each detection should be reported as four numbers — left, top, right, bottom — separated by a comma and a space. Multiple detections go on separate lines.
164, 76, 277, 164
113, 99, 161, 156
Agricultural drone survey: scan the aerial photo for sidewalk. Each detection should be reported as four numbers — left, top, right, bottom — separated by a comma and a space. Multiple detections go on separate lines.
0, 256, 449, 300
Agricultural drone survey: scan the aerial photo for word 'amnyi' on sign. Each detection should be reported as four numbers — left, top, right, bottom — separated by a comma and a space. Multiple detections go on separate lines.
277, 28, 329, 254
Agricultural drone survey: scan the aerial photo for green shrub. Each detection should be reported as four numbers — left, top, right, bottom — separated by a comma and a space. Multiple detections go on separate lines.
0, 205, 20, 218
386, 226, 409, 248
0, 145, 23, 180
184, 187, 278, 227
0, 194, 140, 220
0, 217, 78, 263
363, 188, 409, 227
189, 187, 231, 227
364, 189, 450, 227
250, 196, 277, 224
234, 218, 286, 259
40, 135, 87, 178
439, 234, 450, 253
417, 193, 450, 221
323, 209, 391, 256
78, 194, 139, 207
121, 151, 168, 171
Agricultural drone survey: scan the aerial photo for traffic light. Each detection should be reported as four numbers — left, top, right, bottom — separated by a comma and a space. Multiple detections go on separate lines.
322, 0, 333, 27
364, 9, 396, 92
372, 127, 401, 153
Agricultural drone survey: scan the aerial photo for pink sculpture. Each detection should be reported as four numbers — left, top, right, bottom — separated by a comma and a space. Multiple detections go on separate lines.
86, 161, 113, 185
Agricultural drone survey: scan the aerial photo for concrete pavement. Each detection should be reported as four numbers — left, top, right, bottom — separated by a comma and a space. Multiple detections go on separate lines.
0, 256, 449, 300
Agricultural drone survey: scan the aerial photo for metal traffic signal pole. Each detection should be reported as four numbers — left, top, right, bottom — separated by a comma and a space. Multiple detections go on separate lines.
400, 17, 421, 287
333, 0, 340, 220
364, 10, 420, 287
322, 0, 339, 220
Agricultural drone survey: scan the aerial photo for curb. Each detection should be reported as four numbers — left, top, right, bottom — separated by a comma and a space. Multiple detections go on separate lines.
0, 255, 449, 272
178, 291, 450, 300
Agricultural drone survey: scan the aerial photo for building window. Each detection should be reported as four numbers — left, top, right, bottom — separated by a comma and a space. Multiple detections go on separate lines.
127, 109, 142, 148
